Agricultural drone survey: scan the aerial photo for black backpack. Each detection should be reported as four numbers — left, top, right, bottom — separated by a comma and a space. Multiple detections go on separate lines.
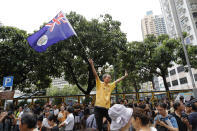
155, 115, 173, 131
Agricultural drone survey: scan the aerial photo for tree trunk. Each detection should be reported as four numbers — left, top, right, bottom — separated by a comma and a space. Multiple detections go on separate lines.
133, 81, 139, 100
65, 60, 87, 94
161, 73, 171, 99
161, 74, 169, 91
151, 78, 155, 90
86, 65, 96, 95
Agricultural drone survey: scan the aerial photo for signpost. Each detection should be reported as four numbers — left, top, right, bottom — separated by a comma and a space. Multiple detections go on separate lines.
3, 76, 14, 91
2, 76, 14, 110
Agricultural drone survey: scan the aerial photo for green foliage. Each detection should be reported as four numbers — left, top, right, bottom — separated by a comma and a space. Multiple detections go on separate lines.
177, 44, 197, 69
44, 12, 127, 95
46, 85, 82, 96
0, 12, 127, 95
120, 34, 180, 92
1, 12, 187, 95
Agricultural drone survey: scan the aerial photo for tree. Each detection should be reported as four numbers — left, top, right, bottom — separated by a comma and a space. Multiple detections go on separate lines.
0, 26, 59, 92
120, 34, 180, 95
119, 41, 156, 93
0, 12, 127, 95
177, 44, 197, 69
45, 12, 127, 95
143, 34, 179, 92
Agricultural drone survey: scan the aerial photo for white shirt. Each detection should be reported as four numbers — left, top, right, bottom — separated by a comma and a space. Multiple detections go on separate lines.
139, 127, 157, 131
17, 111, 23, 125
54, 109, 59, 116
63, 113, 74, 131
42, 118, 50, 128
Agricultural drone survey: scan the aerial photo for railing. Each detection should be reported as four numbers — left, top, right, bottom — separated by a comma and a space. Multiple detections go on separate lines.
1, 89, 189, 107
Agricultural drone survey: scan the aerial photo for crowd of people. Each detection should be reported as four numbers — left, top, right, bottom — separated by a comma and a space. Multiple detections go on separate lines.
0, 96, 197, 131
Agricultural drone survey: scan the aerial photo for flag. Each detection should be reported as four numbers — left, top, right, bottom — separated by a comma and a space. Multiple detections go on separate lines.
27, 11, 76, 52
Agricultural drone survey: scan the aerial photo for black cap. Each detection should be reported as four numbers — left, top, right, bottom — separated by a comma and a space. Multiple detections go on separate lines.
191, 98, 197, 104
185, 101, 192, 107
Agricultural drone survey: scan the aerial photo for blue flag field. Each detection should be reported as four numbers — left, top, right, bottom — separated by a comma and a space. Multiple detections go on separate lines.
27, 11, 76, 52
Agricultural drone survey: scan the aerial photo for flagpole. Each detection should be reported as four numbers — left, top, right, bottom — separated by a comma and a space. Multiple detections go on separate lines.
76, 36, 90, 60
63, 12, 89, 60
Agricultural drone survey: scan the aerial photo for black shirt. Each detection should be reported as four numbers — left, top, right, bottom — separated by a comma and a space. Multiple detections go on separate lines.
38, 126, 47, 131
188, 112, 197, 131
51, 126, 59, 131
172, 112, 188, 131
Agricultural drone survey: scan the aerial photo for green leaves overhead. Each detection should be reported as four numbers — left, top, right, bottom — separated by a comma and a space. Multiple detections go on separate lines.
0, 12, 127, 94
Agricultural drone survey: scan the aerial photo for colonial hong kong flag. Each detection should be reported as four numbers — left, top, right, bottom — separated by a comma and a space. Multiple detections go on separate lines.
27, 11, 76, 52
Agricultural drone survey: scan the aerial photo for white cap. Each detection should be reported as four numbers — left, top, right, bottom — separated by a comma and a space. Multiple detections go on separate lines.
108, 104, 133, 130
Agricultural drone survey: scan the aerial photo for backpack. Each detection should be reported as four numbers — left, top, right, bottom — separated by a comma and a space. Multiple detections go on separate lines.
155, 115, 173, 131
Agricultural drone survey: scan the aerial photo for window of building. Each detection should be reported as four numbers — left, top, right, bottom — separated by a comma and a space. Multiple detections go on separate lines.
195, 22, 197, 28
179, 77, 188, 84
194, 74, 197, 81
167, 82, 171, 87
177, 66, 185, 73
170, 69, 176, 76
172, 80, 178, 86
193, 12, 197, 18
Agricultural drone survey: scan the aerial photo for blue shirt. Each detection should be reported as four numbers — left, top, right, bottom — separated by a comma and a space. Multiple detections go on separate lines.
154, 114, 178, 128
188, 112, 197, 130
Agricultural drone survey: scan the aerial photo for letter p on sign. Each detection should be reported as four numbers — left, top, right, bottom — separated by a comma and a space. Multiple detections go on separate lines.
3, 76, 14, 87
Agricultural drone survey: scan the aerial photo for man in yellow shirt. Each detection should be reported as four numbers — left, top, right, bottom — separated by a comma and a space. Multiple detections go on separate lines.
89, 59, 128, 131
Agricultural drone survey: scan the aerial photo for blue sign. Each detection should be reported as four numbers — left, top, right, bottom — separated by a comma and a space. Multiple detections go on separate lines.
3, 76, 14, 87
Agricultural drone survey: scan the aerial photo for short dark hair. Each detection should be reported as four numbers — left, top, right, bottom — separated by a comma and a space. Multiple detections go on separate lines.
37, 115, 43, 122
157, 103, 167, 109
192, 102, 197, 111
84, 108, 90, 116
67, 106, 74, 113
21, 113, 36, 129
48, 114, 56, 122
173, 102, 181, 110
132, 108, 150, 126
180, 96, 184, 100
139, 104, 146, 109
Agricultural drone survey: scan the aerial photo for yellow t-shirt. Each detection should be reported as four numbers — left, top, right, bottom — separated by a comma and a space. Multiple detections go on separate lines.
95, 78, 116, 109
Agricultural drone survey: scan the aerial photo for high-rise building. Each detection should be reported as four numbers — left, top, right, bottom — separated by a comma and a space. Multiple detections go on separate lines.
159, 0, 197, 45
141, 11, 167, 91
154, 15, 167, 36
141, 11, 167, 39
158, 0, 197, 91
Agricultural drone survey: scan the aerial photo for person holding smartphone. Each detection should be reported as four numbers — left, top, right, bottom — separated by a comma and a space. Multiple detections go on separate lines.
154, 103, 178, 131
172, 101, 192, 131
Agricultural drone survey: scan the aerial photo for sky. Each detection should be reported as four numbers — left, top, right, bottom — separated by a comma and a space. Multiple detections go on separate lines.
0, 0, 162, 42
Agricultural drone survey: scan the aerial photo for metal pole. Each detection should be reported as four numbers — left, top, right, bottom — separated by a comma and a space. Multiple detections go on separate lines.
170, 0, 196, 91
114, 64, 118, 103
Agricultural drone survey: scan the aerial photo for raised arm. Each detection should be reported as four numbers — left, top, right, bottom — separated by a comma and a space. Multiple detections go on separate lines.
88, 59, 99, 79
115, 70, 128, 84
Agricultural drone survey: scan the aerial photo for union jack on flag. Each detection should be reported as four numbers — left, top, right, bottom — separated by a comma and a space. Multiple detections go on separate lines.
46, 12, 67, 32
27, 11, 76, 52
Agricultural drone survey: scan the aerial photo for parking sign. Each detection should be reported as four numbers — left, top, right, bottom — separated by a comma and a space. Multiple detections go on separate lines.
3, 76, 14, 87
